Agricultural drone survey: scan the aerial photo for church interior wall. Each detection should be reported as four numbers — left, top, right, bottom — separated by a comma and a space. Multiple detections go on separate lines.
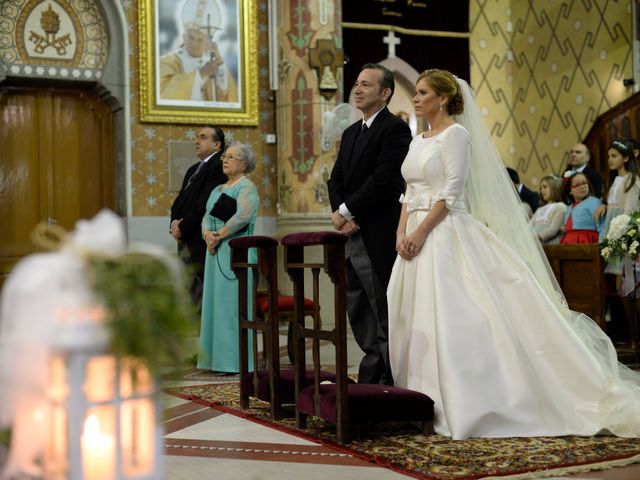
274, 0, 341, 221
123, 0, 278, 248
0, 0, 636, 247
470, 0, 635, 191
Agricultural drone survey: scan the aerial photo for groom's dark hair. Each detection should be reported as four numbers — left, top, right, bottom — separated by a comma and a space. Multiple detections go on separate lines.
361, 63, 395, 103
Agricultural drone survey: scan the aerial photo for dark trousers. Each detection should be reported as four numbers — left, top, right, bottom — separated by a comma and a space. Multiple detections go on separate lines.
345, 233, 393, 385
178, 242, 203, 315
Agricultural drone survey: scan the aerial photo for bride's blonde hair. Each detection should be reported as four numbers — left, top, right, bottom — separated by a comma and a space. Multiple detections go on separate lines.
417, 69, 464, 115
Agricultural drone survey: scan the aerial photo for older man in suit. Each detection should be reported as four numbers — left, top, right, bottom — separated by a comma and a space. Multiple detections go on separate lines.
564, 143, 603, 199
328, 63, 412, 385
170, 125, 227, 307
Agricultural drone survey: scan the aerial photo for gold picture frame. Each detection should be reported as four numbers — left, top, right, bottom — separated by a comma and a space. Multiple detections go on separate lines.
138, 0, 259, 125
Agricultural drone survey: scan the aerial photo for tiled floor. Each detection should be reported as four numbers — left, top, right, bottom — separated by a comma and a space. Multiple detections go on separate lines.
161, 331, 640, 480
161, 332, 414, 479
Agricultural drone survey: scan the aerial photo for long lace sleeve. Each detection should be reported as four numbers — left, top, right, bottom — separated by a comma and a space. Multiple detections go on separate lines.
224, 180, 259, 235
201, 214, 208, 237
200, 186, 220, 235
201, 189, 217, 237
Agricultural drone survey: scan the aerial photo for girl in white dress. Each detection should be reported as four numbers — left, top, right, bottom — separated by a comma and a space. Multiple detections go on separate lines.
387, 69, 640, 440
594, 140, 640, 269
595, 140, 640, 346
531, 175, 565, 244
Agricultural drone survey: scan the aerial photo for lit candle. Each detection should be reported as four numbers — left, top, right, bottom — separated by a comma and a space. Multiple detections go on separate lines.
122, 399, 155, 476
81, 415, 115, 480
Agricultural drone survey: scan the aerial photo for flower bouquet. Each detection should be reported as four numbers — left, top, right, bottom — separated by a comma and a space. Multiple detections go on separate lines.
600, 212, 640, 262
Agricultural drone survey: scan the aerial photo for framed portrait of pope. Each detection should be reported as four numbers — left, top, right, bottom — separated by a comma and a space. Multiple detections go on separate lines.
138, 0, 259, 125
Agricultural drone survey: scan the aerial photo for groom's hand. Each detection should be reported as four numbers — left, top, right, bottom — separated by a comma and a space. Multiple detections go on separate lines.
331, 210, 347, 230
340, 219, 359, 236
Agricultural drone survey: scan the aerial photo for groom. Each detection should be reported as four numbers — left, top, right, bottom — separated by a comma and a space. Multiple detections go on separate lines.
327, 63, 412, 385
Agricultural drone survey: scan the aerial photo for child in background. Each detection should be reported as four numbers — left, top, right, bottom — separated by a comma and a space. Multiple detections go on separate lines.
531, 175, 565, 244
560, 172, 604, 244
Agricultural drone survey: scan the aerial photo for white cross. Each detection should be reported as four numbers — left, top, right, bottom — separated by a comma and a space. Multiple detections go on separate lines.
383, 31, 401, 58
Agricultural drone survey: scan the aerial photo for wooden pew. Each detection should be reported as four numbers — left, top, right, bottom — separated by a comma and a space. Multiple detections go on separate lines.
543, 244, 605, 329
584, 90, 640, 192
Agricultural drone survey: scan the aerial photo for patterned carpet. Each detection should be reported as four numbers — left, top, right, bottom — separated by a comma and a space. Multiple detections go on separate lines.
167, 382, 640, 480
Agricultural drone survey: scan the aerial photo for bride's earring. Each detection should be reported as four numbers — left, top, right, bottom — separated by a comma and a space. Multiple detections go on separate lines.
440, 104, 444, 111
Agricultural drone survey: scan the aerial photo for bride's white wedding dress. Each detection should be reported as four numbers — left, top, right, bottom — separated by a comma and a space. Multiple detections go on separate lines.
387, 124, 640, 440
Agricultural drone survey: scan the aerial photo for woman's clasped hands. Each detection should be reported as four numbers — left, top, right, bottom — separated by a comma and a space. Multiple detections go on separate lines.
204, 230, 222, 254
396, 229, 427, 261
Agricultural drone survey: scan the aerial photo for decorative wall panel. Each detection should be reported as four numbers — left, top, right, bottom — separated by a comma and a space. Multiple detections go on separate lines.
0, 0, 108, 80
470, 0, 634, 188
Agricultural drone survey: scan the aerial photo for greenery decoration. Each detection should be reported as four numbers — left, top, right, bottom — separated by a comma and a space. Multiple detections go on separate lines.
85, 252, 195, 380
600, 212, 640, 262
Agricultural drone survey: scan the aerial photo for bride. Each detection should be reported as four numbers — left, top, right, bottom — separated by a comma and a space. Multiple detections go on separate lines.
387, 69, 640, 440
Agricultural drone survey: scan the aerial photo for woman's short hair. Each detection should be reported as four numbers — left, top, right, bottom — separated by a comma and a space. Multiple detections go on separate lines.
417, 69, 464, 115
539, 175, 563, 204
227, 142, 256, 174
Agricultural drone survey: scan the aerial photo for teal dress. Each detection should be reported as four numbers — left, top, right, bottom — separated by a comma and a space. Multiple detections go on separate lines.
197, 177, 259, 372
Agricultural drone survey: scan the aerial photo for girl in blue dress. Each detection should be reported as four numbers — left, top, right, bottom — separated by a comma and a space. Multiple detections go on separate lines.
560, 172, 604, 244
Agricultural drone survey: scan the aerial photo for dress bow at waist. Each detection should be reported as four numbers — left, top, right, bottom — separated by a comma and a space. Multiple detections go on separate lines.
400, 191, 466, 213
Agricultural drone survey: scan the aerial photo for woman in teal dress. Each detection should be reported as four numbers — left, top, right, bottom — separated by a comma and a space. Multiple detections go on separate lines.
198, 142, 259, 372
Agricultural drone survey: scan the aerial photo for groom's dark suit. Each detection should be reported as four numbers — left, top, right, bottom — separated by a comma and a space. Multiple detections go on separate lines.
171, 151, 227, 279
328, 107, 411, 384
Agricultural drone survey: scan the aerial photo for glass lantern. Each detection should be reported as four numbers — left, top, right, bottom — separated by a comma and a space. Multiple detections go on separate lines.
43, 312, 163, 480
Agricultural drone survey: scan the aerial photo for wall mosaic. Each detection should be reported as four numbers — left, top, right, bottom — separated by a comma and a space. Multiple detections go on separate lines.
276, 0, 341, 216
470, 0, 634, 188
0, 0, 108, 80
121, 0, 277, 217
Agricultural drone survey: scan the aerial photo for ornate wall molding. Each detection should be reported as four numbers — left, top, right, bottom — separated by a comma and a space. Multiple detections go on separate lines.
0, 0, 108, 81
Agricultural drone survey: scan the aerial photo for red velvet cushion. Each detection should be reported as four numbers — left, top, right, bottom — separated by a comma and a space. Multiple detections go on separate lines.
242, 369, 354, 404
281, 231, 347, 247
255, 294, 315, 313
229, 235, 278, 249
297, 384, 434, 424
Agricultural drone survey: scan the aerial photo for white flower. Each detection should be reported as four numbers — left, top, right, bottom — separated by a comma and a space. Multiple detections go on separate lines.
628, 229, 637, 237
621, 242, 628, 251
607, 214, 631, 241
601, 247, 611, 260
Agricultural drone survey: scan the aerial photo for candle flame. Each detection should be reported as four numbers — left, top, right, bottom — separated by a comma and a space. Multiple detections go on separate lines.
84, 414, 100, 436
33, 408, 45, 423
